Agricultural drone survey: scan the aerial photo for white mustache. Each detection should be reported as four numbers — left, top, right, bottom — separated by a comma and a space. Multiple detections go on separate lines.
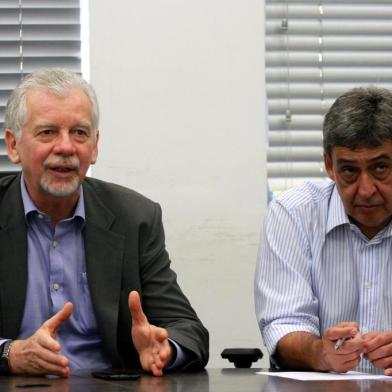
43, 156, 80, 170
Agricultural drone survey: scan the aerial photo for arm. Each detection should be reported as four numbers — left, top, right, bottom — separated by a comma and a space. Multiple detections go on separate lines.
254, 198, 363, 372
255, 200, 320, 359
135, 203, 208, 371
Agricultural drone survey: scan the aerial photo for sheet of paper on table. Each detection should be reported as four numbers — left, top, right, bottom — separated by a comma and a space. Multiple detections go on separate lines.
256, 371, 392, 381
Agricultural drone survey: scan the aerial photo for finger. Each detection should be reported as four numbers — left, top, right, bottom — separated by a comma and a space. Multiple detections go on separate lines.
128, 291, 148, 326
152, 345, 166, 368
366, 342, 392, 363
32, 355, 70, 377
364, 334, 388, 355
371, 355, 392, 369
44, 303, 73, 335
335, 322, 360, 330
151, 362, 163, 377
37, 347, 69, 368
337, 357, 361, 373
325, 326, 358, 342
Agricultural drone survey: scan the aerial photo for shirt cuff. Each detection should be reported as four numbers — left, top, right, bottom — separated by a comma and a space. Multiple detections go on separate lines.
263, 323, 320, 356
166, 338, 188, 370
0, 339, 11, 347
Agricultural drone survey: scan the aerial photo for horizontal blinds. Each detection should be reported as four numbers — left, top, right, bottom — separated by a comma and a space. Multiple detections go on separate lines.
0, 0, 81, 173
266, 0, 392, 193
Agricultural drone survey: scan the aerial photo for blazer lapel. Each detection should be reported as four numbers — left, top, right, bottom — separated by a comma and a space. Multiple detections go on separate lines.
0, 175, 28, 338
83, 180, 125, 366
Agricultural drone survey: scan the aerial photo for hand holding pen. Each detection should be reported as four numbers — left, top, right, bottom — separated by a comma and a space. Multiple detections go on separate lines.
320, 322, 364, 373
334, 327, 360, 352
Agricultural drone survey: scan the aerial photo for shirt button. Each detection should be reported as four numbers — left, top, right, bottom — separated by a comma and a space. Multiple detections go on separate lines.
53, 241, 58, 248
364, 282, 371, 289
53, 283, 60, 291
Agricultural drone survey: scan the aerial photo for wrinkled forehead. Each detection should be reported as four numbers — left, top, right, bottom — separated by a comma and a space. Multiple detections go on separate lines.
331, 141, 392, 164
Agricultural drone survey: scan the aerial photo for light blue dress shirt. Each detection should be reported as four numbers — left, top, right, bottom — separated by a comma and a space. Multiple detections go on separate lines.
255, 179, 392, 373
19, 177, 111, 370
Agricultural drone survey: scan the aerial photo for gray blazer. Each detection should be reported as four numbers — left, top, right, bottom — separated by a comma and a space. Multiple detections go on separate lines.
0, 174, 209, 370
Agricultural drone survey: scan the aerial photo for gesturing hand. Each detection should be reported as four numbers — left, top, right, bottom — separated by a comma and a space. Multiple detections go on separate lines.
129, 291, 173, 377
8, 302, 73, 377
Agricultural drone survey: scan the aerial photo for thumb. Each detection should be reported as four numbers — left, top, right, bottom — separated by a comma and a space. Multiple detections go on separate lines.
128, 291, 148, 326
44, 302, 73, 336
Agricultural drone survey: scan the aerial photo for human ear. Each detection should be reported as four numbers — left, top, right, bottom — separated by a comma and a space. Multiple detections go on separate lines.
5, 129, 21, 164
90, 130, 99, 165
323, 153, 335, 181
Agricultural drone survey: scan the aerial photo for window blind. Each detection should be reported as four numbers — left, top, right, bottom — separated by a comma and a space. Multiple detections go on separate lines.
266, 0, 392, 194
0, 0, 81, 174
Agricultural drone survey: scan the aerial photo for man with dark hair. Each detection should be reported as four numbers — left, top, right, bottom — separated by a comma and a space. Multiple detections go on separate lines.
0, 68, 208, 377
255, 86, 392, 375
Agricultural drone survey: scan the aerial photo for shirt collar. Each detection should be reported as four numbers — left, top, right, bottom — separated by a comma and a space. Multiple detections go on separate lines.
20, 174, 86, 224
326, 184, 350, 234
326, 182, 392, 240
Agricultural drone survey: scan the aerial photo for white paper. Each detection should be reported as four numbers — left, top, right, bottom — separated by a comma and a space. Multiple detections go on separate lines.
256, 370, 392, 381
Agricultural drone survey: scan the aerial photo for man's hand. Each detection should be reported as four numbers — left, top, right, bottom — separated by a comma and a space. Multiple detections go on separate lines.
363, 330, 392, 375
8, 302, 73, 377
129, 291, 173, 377
319, 322, 364, 373
276, 322, 364, 372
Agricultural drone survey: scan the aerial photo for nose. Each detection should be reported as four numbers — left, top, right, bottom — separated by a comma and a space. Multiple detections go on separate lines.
53, 131, 76, 156
357, 173, 376, 199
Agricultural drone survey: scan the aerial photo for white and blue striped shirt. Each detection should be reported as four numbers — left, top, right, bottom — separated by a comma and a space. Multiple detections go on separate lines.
255, 179, 392, 373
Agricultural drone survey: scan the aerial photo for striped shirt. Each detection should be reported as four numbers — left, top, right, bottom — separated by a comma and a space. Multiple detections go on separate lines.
255, 179, 392, 373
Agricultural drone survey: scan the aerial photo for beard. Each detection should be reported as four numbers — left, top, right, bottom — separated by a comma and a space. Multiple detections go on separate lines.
40, 156, 81, 197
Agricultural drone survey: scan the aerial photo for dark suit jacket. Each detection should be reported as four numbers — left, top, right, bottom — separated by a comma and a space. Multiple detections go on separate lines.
0, 174, 209, 370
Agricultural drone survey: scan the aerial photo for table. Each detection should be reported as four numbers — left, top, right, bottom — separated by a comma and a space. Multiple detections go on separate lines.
0, 368, 390, 391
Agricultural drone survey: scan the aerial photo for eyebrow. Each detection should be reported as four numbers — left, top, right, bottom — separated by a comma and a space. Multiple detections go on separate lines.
34, 122, 92, 130
336, 154, 392, 165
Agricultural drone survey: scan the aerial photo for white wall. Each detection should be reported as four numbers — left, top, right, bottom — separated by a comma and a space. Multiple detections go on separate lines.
89, 0, 268, 368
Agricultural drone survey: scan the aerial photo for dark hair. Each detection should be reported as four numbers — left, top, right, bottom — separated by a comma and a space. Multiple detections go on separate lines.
323, 86, 392, 158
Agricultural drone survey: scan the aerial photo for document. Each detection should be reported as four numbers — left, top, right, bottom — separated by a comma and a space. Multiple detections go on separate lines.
256, 370, 392, 381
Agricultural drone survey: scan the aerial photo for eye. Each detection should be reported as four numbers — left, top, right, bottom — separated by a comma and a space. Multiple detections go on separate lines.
72, 128, 89, 138
339, 166, 359, 182
372, 162, 391, 179
36, 129, 56, 139
340, 166, 356, 175
375, 163, 387, 173
39, 129, 54, 136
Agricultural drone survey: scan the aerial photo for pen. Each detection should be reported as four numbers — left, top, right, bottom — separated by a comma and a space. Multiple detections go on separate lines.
334, 337, 347, 351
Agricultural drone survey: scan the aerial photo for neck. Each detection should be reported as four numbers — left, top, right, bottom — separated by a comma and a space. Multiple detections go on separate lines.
31, 191, 80, 225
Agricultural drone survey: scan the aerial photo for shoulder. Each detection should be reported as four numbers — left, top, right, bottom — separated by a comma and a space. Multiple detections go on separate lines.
273, 179, 334, 212
83, 177, 160, 222
0, 173, 19, 188
266, 180, 335, 238
0, 174, 20, 199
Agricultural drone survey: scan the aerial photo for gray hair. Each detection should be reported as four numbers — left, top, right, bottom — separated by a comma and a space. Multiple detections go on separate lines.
5, 68, 99, 139
323, 86, 392, 158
